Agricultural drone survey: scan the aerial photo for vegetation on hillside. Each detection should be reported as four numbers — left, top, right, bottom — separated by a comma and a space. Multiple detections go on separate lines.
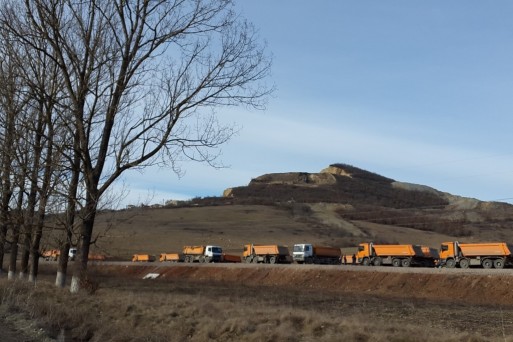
228, 164, 448, 209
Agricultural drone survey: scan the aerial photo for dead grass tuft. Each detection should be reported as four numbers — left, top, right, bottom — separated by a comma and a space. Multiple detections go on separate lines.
0, 276, 511, 341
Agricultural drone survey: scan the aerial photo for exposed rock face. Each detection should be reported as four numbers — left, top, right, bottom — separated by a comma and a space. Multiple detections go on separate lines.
223, 188, 234, 197
308, 172, 337, 185
249, 172, 336, 186
321, 165, 353, 177
222, 164, 512, 216
250, 172, 310, 185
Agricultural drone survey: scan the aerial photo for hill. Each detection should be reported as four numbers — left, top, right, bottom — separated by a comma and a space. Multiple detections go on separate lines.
56, 163, 513, 259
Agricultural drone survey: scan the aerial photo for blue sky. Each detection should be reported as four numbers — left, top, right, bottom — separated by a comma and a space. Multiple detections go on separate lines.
119, 1, 513, 206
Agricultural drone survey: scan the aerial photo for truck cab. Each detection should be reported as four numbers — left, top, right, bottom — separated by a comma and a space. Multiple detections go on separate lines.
293, 243, 313, 263
356, 243, 372, 265
439, 242, 456, 262
69, 247, 77, 261
205, 245, 223, 261
243, 244, 253, 258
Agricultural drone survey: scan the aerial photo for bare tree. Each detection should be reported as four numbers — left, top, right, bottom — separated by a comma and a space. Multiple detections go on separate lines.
6, 123, 34, 280
0, 26, 30, 273
3, 0, 272, 292
55, 131, 81, 288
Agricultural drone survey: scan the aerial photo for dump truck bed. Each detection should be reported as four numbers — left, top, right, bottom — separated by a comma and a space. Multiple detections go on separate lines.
253, 245, 289, 256
373, 244, 420, 257
459, 243, 513, 257
420, 246, 439, 259
183, 246, 206, 255
88, 253, 106, 261
159, 253, 181, 262
313, 246, 341, 258
222, 254, 241, 263
132, 254, 155, 262
41, 249, 60, 258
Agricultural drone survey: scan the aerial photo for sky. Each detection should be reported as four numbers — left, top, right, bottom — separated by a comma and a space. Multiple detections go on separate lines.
118, 1, 513, 207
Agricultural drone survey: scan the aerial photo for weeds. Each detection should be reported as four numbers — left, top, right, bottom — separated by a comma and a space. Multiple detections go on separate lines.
0, 276, 509, 341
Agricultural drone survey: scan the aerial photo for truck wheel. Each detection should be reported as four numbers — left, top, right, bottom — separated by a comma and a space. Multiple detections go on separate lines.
392, 258, 401, 267
401, 259, 411, 267
459, 258, 470, 269
269, 256, 276, 264
482, 259, 493, 269
244, 257, 251, 263
361, 258, 370, 266
445, 258, 456, 268
372, 257, 382, 266
199, 255, 205, 263
305, 257, 313, 264
494, 258, 505, 269
252, 256, 259, 264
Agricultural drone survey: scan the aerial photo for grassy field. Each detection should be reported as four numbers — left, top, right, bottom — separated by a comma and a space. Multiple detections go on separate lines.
1, 265, 513, 341
47, 204, 467, 261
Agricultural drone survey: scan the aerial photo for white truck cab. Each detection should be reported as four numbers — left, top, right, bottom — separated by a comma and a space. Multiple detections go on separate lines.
68, 247, 77, 261
205, 245, 223, 261
293, 243, 313, 263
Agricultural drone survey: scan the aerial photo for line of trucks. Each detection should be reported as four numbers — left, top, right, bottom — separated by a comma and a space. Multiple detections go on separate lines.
132, 241, 513, 269
41, 248, 106, 261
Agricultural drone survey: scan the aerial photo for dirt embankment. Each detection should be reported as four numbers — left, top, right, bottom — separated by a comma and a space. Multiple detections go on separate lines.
94, 264, 513, 307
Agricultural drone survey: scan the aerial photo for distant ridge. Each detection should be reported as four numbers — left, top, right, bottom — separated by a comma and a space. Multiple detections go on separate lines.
224, 163, 448, 209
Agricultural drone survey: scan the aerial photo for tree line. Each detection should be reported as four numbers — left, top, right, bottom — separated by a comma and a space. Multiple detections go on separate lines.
0, 0, 271, 292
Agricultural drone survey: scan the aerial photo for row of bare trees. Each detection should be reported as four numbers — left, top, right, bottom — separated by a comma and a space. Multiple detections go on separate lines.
0, 0, 271, 292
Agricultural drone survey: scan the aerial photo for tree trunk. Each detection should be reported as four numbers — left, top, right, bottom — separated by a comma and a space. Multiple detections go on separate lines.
29, 119, 54, 283
7, 159, 27, 280
70, 194, 97, 293
56, 132, 80, 288
0, 159, 13, 273
28, 207, 46, 283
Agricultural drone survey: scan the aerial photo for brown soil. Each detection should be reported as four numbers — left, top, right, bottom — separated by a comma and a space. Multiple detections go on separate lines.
5, 263, 513, 341
92, 263, 513, 307
89, 263, 513, 340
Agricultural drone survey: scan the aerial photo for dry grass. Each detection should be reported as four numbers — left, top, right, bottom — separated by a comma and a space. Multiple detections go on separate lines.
0, 274, 509, 342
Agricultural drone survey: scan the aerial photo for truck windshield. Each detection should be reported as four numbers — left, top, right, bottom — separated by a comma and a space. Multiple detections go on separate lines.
212, 247, 222, 254
293, 245, 304, 252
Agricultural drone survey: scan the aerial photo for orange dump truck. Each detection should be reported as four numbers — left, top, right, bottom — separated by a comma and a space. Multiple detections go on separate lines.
243, 244, 290, 264
439, 241, 513, 269
132, 254, 156, 262
357, 242, 436, 267
42, 249, 60, 261
293, 244, 341, 264
159, 253, 181, 262
88, 253, 107, 261
222, 253, 241, 263
182, 245, 223, 263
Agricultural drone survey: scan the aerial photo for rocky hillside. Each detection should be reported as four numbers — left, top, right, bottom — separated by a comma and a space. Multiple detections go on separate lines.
221, 163, 513, 241
79, 163, 513, 258
225, 163, 477, 208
